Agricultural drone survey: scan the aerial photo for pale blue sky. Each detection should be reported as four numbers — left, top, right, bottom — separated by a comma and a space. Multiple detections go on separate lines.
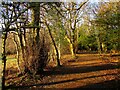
76, 0, 109, 3
0, 0, 111, 31
0, 0, 111, 2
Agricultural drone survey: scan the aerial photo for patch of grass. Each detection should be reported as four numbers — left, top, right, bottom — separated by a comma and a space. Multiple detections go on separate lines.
0, 55, 17, 71
0, 55, 16, 62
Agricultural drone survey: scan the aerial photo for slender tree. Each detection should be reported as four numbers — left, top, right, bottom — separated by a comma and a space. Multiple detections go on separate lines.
40, 2, 64, 66
62, 1, 88, 57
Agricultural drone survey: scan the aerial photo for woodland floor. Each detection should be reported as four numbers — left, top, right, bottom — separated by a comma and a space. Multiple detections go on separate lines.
3, 53, 120, 89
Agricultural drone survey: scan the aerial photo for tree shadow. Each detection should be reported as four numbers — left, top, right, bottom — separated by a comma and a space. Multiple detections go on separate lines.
44, 63, 118, 76
74, 79, 120, 89
5, 73, 119, 89
5, 63, 119, 89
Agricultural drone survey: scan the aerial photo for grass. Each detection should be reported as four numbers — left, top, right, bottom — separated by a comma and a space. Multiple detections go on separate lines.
0, 55, 16, 61
0, 55, 17, 85
0, 55, 17, 89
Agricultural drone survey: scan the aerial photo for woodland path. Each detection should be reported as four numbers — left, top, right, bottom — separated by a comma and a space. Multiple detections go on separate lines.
5, 54, 120, 89
0, 36, 2, 90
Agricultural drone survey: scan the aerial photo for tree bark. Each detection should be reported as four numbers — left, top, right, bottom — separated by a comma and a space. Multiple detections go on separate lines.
30, 2, 40, 45
12, 33, 22, 73
65, 36, 75, 57
45, 22, 61, 66
2, 31, 7, 90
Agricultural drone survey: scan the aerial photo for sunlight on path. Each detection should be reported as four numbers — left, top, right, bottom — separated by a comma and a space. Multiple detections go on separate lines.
3, 54, 119, 89
0, 60, 2, 90
0, 36, 2, 90
42, 54, 119, 89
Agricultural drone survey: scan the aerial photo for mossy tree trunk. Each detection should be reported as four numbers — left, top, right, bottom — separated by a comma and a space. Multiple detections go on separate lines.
30, 2, 40, 45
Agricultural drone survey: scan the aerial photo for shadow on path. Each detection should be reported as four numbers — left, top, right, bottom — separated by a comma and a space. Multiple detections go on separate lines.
6, 63, 119, 89
74, 79, 120, 89
44, 64, 118, 76
6, 73, 119, 89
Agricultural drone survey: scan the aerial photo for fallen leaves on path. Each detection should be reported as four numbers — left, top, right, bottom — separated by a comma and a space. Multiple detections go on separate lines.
5, 54, 120, 89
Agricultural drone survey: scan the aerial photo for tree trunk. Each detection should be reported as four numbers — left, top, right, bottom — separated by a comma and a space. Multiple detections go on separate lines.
2, 32, 7, 90
58, 41, 61, 60
45, 22, 61, 66
18, 29, 28, 73
12, 34, 22, 73
30, 2, 40, 45
65, 36, 75, 57
70, 43, 75, 57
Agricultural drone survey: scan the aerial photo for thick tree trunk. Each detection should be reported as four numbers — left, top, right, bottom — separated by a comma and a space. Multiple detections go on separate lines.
31, 2, 40, 45
65, 36, 75, 57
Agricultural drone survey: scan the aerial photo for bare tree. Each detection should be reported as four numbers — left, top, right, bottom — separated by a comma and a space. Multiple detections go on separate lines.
62, 1, 88, 57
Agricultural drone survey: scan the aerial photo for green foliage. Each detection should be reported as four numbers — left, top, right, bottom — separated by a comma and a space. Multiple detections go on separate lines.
78, 24, 98, 51
78, 34, 98, 51
94, 2, 120, 52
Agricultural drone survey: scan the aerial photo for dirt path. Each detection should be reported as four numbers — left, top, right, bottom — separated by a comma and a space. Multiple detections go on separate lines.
42, 54, 119, 89
0, 35, 2, 89
0, 61, 2, 90
6, 54, 120, 89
